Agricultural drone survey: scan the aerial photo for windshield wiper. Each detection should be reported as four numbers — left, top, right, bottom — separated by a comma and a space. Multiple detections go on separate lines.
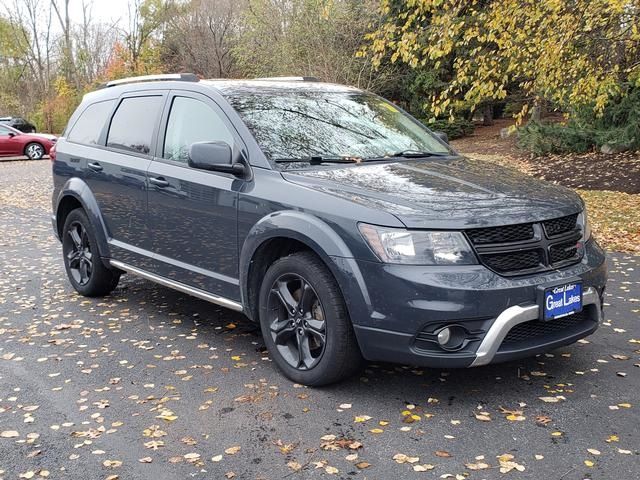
358, 150, 452, 162
389, 150, 451, 158
274, 150, 452, 165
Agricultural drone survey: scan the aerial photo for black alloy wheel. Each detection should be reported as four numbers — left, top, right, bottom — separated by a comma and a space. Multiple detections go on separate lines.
61, 208, 120, 297
258, 251, 363, 386
267, 273, 327, 370
66, 220, 93, 286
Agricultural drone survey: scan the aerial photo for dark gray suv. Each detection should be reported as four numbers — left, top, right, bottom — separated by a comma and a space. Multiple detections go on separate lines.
52, 74, 607, 385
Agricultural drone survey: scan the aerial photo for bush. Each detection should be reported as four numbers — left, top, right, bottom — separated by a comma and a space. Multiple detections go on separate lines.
518, 87, 640, 156
425, 118, 475, 140
517, 122, 595, 156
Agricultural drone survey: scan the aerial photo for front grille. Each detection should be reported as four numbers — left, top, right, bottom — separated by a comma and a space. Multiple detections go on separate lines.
465, 213, 583, 276
500, 310, 591, 347
467, 223, 534, 244
549, 240, 579, 264
543, 214, 578, 237
482, 249, 543, 273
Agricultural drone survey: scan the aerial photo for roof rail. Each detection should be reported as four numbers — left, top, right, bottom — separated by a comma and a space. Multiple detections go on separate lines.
253, 76, 321, 82
101, 73, 199, 89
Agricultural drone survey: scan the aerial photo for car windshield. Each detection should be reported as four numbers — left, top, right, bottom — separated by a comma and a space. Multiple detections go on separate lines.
225, 90, 451, 167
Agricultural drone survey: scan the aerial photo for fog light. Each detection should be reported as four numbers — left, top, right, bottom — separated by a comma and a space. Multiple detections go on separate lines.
437, 327, 451, 346
434, 325, 469, 351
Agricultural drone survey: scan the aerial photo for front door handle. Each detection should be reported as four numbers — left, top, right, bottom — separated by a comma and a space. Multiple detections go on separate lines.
149, 176, 170, 187
87, 162, 103, 172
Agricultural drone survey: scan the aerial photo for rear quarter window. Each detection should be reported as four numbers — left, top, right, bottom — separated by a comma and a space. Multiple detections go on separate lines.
67, 100, 115, 145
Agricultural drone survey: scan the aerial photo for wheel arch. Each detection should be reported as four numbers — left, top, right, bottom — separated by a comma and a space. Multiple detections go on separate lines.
54, 178, 111, 261
239, 211, 371, 325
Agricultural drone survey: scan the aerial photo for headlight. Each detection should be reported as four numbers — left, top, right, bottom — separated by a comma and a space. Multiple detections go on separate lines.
358, 223, 478, 265
578, 209, 591, 242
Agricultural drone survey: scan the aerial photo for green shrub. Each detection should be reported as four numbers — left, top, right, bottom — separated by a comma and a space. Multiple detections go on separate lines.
517, 122, 595, 156
518, 87, 640, 156
424, 118, 475, 140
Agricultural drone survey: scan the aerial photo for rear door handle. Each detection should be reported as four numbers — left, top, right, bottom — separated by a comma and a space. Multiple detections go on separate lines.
149, 176, 170, 187
87, 162, 103, 172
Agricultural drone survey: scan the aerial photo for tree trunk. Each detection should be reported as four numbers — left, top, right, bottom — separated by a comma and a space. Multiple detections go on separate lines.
482, 103, 494, 126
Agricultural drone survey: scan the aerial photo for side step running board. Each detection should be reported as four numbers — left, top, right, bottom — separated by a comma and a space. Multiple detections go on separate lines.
110, 260, 244, 312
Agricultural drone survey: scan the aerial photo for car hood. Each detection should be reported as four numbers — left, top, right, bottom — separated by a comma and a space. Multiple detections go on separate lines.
281, 157, 583, 229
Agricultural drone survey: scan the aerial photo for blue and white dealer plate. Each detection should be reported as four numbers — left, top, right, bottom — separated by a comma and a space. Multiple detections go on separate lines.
543, 282, 582, 320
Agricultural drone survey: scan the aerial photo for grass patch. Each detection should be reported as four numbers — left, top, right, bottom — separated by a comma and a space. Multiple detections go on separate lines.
577, 190, 640, 254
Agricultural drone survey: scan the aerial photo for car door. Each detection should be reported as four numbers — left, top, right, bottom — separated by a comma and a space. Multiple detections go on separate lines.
146, 91, 244, 301
0, 125, 22, 155
0, 125, 12, 155
83, 92, 166, 268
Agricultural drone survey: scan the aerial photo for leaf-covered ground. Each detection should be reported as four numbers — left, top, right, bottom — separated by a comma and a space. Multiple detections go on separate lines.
452, 120, 640, 254
0, 161, 639, 480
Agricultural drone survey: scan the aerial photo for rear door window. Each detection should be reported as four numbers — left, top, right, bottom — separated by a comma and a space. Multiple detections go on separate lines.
67, 100, 115, 145
107, 96, 163, 155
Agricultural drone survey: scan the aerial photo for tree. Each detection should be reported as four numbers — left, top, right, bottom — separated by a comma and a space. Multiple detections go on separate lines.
363, 0, 640, 121
235, 0, 392, 91
122, 0, 174, 74
162, 0, 245, 78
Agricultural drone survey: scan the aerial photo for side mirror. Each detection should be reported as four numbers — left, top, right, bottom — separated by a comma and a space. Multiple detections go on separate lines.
188, 141, 245, 176
8, 132, 16, 138
434, 131, 449, 144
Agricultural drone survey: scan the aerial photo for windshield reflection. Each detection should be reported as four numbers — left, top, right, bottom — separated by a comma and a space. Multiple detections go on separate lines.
226, 91, 450, 166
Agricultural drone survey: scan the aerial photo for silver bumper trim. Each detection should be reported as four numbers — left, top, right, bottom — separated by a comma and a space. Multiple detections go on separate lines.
110, 260, 244, 312
470, 286, 601, 367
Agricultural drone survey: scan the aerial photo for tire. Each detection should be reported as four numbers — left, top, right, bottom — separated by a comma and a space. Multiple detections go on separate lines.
24, 142, 44, 160
61, 208, 120, 297
258, 251, 363, 386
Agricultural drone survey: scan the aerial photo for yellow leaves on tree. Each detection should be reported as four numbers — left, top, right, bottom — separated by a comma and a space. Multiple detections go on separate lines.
363, 0, 640, 121
36, 77, 78, 134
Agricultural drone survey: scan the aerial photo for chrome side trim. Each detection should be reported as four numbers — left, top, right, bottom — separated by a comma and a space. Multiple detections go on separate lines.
110, 260, 243, 312
470, 286, 600, 367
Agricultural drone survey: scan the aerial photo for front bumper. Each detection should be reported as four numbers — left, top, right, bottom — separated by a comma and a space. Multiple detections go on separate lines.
345, 239, 607, 368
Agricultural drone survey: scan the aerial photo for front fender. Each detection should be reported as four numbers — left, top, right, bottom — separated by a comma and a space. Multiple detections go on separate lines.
55, 177, 111, 260
239, 210, 373, 325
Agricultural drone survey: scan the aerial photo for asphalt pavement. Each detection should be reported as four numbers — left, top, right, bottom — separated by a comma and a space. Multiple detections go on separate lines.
0, 160, 638, 480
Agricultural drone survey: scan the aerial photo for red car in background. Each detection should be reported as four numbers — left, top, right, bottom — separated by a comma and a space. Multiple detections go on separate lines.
0, 124, 56, 160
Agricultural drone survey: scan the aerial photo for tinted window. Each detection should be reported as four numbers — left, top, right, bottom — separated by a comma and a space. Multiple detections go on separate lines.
107, 96, 163, 155
226, 91, 450, 166
67, 100, 115, 145
163, 96, 234, 163
0, 125, 12, 136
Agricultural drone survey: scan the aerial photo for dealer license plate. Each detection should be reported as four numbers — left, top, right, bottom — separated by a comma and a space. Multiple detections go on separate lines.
543, 282, 582, 320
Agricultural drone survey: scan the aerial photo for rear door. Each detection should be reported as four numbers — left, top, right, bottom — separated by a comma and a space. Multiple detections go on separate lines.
146, 91, 243, 300
83, 92, 166, 268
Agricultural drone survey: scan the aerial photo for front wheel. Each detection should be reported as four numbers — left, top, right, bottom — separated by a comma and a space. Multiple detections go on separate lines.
258, 251, 363, 386
24, 142, 44, 160
62, 208, 120, 297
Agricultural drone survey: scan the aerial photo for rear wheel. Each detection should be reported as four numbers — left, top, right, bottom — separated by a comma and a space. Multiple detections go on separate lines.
24, 142, 44, 160
62, 208, 119, 297
258, 251, 363, 386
